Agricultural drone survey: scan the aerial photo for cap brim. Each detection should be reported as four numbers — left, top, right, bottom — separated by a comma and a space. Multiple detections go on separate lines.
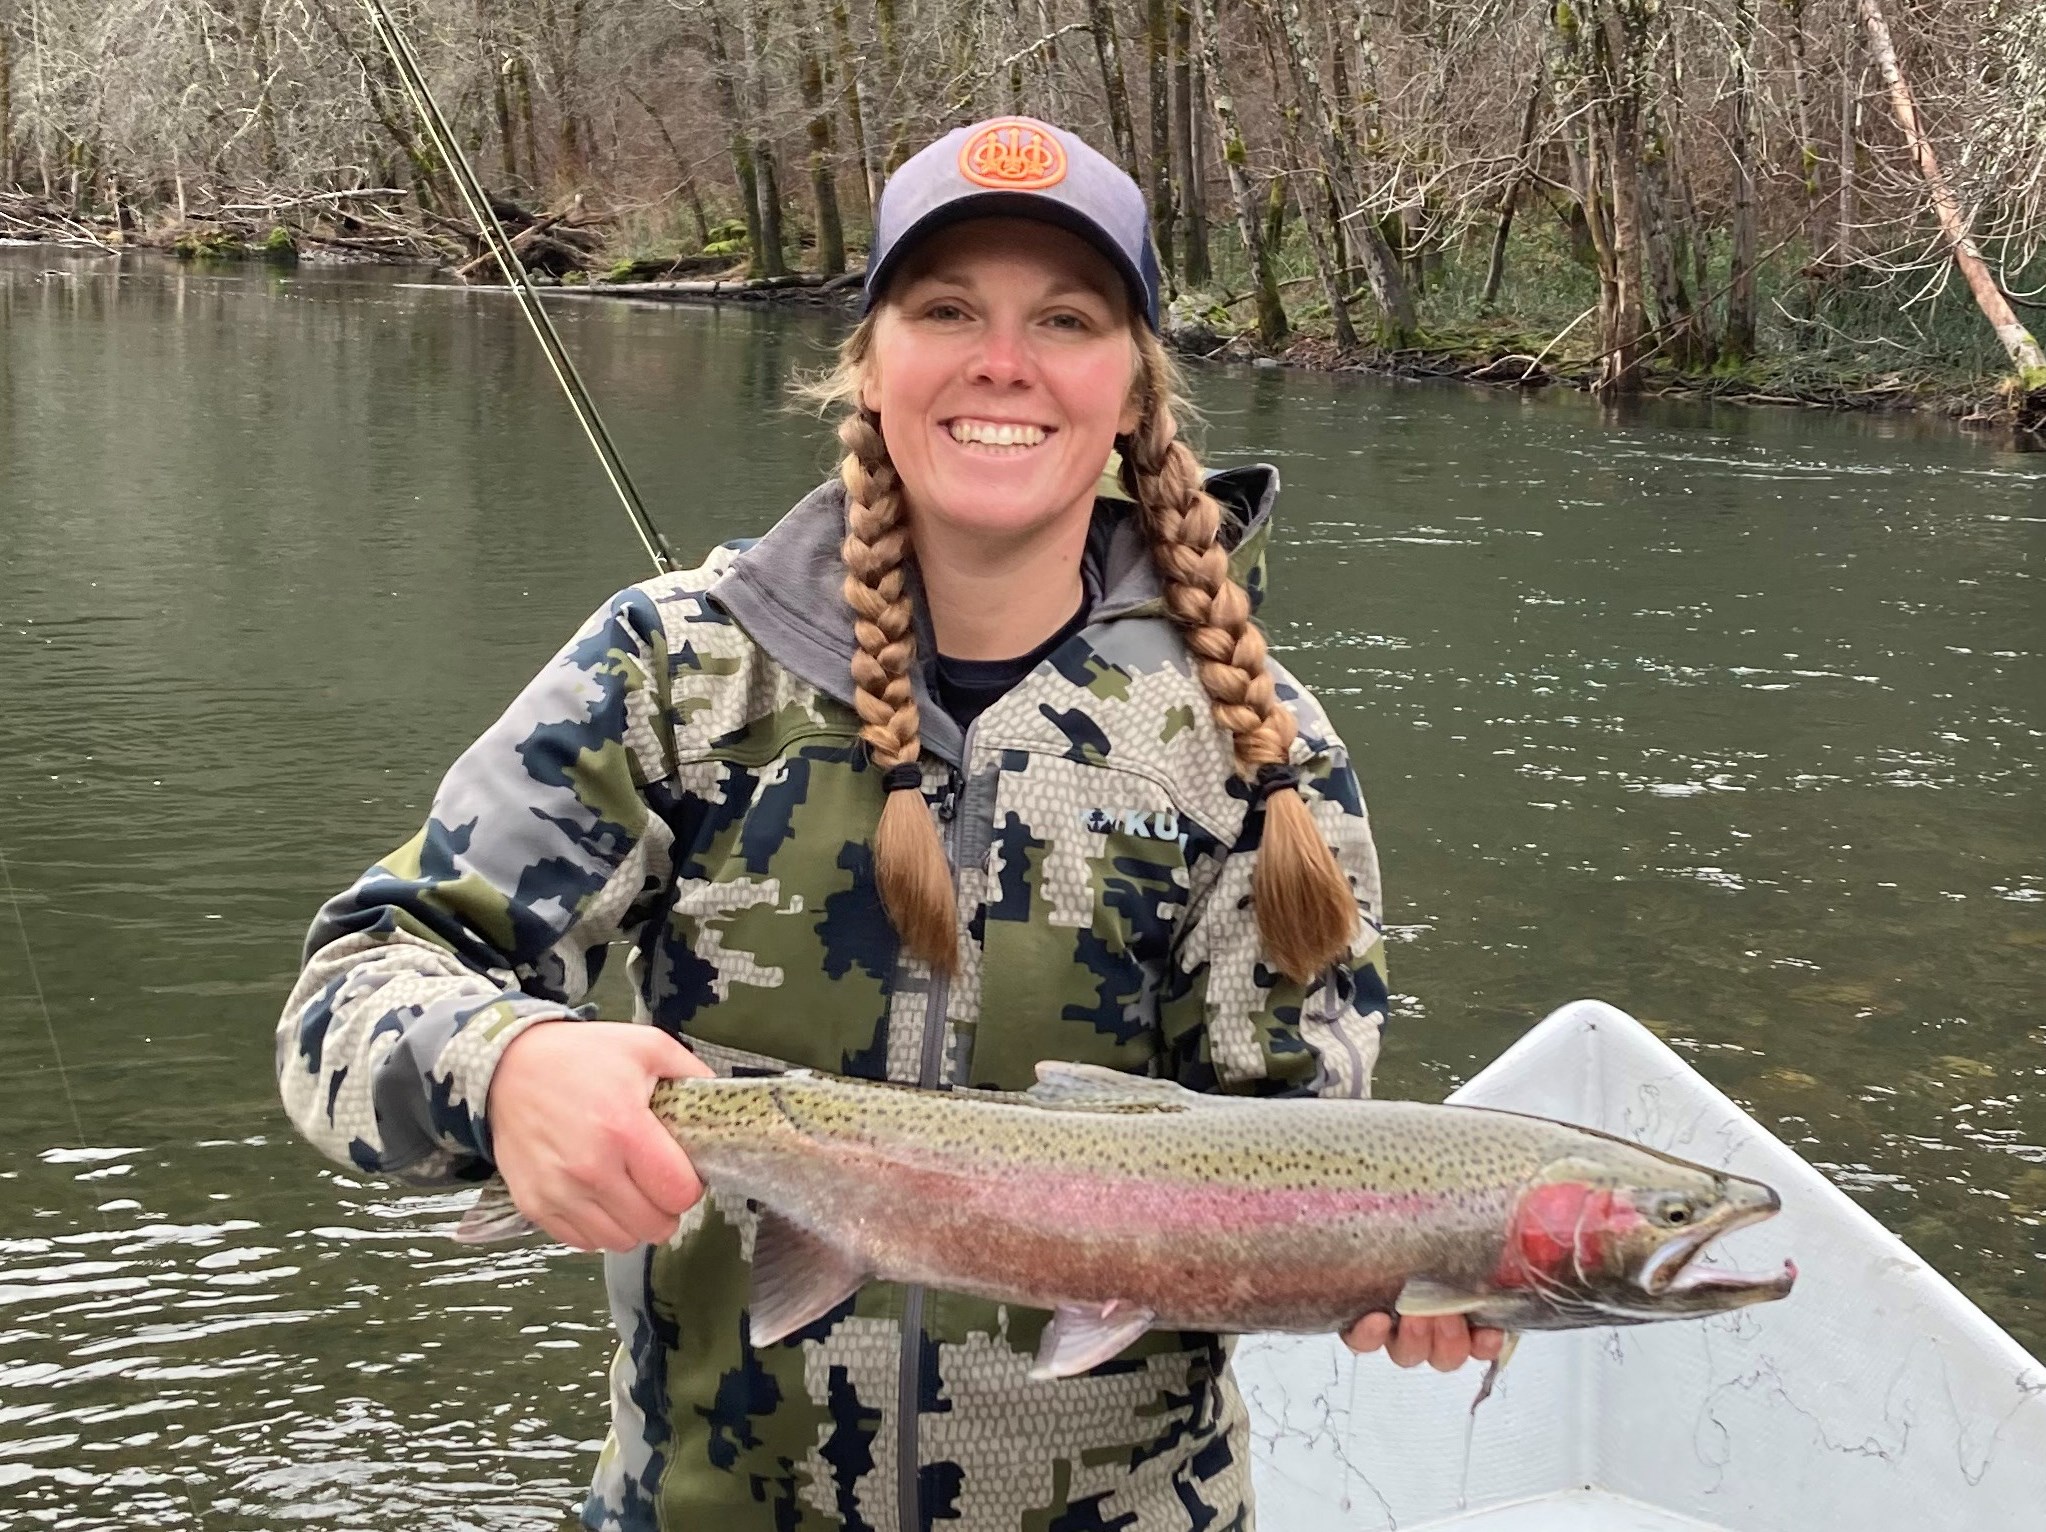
863, 192, 1156, 329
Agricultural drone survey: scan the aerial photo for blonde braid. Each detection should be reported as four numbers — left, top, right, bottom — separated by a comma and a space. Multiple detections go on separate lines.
1126, 330, 1359, 983
837, 408, 959, 972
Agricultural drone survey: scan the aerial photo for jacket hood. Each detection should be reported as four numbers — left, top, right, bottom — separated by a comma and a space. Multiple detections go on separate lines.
708, 462, 1280, 763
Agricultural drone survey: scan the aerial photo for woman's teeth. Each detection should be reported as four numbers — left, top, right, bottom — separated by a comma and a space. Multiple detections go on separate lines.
948, 420, 1047, 448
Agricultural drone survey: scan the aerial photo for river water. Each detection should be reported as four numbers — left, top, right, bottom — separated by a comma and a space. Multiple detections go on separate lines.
1, 247, 2040, 1528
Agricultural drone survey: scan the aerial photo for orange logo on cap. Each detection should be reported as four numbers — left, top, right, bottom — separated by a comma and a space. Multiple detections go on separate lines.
959, 118, 1068, 191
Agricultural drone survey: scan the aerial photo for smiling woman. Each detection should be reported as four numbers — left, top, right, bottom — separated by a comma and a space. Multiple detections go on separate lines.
274, 115, 1483, 1532
862, 220, 1142, 581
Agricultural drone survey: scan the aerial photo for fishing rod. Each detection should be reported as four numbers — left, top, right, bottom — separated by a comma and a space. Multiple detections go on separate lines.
357, 0, 676, 575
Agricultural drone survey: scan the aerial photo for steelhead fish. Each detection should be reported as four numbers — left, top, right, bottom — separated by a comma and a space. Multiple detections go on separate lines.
458, 1062, 1796, 1379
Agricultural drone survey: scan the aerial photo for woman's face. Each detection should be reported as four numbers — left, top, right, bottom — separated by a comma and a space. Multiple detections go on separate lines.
862, 218, 1142, 555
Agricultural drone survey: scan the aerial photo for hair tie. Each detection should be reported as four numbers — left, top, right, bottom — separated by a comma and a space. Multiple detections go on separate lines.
1250, 763, 1299, 802
882, 762, 924, 794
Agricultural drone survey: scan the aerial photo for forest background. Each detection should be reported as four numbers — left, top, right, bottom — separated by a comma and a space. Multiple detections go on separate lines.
4, 0, 2045, 419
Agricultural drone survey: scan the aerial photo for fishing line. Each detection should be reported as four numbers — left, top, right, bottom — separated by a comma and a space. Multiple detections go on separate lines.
0, 843, 213, 1527
0, 844, 85, 1149
357, 0, 676, 576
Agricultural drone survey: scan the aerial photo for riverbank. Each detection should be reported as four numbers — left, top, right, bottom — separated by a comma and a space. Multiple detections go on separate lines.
8, 192, 2035, 438
472, 266, 2046, 439
1245, 326, 2040, 437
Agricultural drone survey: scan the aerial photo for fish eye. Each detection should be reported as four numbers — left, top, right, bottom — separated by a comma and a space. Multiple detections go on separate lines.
1654, 1196, 1695, 1227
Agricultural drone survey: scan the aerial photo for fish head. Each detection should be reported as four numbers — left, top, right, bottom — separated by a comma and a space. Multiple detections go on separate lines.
1496, 1152, 1796, 1323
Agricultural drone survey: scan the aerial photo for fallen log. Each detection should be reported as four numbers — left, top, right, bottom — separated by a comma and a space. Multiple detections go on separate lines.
398, 272, 842, 304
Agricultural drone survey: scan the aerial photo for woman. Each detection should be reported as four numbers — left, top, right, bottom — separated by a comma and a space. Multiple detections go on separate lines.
277, 116, 1499, 1531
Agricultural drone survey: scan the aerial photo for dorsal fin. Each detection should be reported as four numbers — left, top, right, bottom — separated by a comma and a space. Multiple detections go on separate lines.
1021, 1062, 1224, 1113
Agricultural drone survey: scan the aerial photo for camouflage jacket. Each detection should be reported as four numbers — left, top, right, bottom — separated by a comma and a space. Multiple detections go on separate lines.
276, 464, 1389, 1532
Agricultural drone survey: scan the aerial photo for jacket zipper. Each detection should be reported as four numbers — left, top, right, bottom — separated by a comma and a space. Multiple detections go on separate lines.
898, 735, 971, 1532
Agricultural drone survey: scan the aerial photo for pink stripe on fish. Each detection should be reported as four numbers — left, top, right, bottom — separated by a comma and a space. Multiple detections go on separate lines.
977, 1169, 1465, 1232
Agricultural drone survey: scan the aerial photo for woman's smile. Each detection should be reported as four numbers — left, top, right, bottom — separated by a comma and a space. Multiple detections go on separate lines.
943, 417, 1054, 451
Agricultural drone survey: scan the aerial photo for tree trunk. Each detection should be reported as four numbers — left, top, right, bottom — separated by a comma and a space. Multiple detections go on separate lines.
735, 0, 786, 278
1248, 0, 1354, 348
1641, 26, 1705, 369
1268, 0, 1409, 342
757, 146, 788, 278
1723, 0, 1760, 360
1545, 0, 1645, 393
1856, 0, 2046, 385
1, 11, 13, 189
514, 56, 540, 193
1601, 101, 1647, 391
795, 0, 845, 275
1174, 1, 1211, 286
1781, 0, 1824, 259
1085, 0, 1138, 171
874, 0, 908, 172
535, 0, 593, 183
492, 53, 520, 184
1193, 0, 1285, 344
1589, 2, 1648, 391
1836, 55, 1860, 266
1146, 0, 1175, 287
1330, 0, 1416, 335
243, 0, 282, 181
28, 0, 50, 198
828, 0, 876, 221
1482, 77, 1543, 310
704, 4, 765, 269
1031, 0, 1071, 122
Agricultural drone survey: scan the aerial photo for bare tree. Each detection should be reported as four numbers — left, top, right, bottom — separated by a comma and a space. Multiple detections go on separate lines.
1193, 0, 1285, 344
1172, 0, 1210, 286
1724, 0, 1761, 359
1085, 0, 1137, 171
2, 0, 2043, 406
794, 0, 845, 275
1856, 0, 2046, 387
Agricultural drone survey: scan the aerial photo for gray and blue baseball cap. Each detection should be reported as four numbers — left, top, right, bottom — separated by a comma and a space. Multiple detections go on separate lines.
862, 116, 1162, 330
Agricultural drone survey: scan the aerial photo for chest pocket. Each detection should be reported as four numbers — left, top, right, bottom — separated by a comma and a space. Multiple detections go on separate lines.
969, 750, 1194, 1090
647, 739, 895, 1076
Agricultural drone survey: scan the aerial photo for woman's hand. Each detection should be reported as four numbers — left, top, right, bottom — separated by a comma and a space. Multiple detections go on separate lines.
1341, 1313, 1507, 1372
486, 1020, 713, 1252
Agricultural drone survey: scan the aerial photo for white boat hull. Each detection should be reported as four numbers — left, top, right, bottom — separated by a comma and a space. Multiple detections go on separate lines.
1238, 999, 2046, 1531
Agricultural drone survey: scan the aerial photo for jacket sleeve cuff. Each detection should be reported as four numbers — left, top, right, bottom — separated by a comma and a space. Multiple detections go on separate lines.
367, 993, 587, 1180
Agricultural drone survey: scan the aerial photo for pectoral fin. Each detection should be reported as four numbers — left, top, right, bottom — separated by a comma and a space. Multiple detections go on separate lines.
454, 1181, 540, 1245
1394, 1278, 1494, 1318
746, 1212, 869, 1348
1029, 1301, 1158, 1380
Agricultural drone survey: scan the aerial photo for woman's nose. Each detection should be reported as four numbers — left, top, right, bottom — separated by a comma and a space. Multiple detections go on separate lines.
969, 319, 1034, 387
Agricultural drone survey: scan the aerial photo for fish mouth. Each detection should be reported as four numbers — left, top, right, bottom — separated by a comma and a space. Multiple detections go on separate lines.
1633, 1185, 1796, 1307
